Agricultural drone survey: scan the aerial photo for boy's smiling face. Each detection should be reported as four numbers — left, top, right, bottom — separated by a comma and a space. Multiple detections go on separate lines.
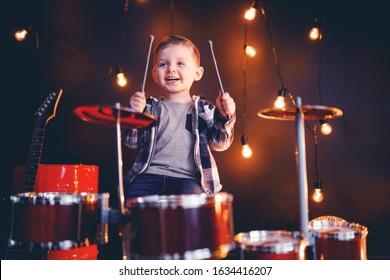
152, 44, 204, 100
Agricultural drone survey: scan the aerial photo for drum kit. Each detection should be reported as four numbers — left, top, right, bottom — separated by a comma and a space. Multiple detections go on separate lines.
6, 98, 368, 260
6, 35, 367, 260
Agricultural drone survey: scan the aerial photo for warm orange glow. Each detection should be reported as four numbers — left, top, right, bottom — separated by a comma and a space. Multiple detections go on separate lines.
136, 0, 149, 4
312, 188, 324, 202
274, 96, 285, 109
244, 7, 257, 21
320, 122, 332, 135
15, 29, 28, 41
309, 27, 322, 41
116, 73, 128, 87
245, 45, 256, 57
241, 144, 253, 158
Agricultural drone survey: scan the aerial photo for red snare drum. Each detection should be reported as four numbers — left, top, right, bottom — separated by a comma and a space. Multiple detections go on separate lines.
234, 230, 305, 260
125, 192, 234, 260
309, 216, 368, 260
9, 192, 106, 250
36, 164, 100, 259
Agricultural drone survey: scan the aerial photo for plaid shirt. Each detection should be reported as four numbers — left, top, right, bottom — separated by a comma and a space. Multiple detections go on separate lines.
122, 95, 236, 194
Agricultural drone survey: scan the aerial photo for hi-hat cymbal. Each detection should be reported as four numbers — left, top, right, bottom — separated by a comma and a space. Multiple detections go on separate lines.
73, 105, 158, 129
258, 105, 343, 121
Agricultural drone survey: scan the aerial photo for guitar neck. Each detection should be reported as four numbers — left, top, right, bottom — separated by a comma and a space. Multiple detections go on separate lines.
20, 89, 63, 193
22, 124, 46, 192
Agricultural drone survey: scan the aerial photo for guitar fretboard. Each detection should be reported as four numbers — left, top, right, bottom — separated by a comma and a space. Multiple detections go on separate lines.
22, 127, 46, 192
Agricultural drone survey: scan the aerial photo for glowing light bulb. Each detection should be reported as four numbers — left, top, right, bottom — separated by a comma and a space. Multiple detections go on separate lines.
241, 144, 253, 158
320, 121, 332, 135
241, 134, 253, 159
244, 7, 257, 21
116, 72, 127, 87
15, 29, 28, 41
274, 96, 285, 109
312, 188, 324, 203
309, 18, 322, 41
245, 45, 256, 57
309, 27, 320, 40
312, 179, 324, 203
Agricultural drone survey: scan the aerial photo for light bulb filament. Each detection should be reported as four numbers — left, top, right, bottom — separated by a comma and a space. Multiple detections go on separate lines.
309, 27, 321, 40
320, 121, 332, 135
15, 29, 28, 41
244, 7, 257, 21
245, 45, 256, 57
116, 73, 127, 87
274, 96, 285, 109
242, 144, 253, 158
312, 188, 324, 203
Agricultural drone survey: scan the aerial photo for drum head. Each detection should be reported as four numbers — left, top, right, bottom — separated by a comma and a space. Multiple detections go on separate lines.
234, 230, 302, 254
309, 216, 368, 240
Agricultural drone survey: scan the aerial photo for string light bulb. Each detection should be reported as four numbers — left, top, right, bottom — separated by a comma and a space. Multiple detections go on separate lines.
244, 1, 259, 21
14, 25, 39, 51
116, 72, 128, 87
309, 27, 321, 41
274, 88, 287, 109
320, 119, 332, 135
312, 179, 324, 203
241, 134, 253, 158
245, 45, 256, 57
109, 65, 128, 87
15, 29, 28, 41
309, 18, 322, 41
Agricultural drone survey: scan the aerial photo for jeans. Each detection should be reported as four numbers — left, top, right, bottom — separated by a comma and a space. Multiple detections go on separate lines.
125, 173, 203, 200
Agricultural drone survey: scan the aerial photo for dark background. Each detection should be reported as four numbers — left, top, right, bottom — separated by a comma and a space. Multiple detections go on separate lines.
1, 0, 389, 259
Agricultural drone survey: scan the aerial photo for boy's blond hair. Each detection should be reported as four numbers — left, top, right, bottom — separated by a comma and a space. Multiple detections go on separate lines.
153, 35, 201, 66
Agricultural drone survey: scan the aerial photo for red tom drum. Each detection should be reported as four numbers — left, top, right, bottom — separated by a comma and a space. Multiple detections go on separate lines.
309, 216, 368, 260
125, 192, 234, 260
234, 230, 305, 260
9, 192, 107, 251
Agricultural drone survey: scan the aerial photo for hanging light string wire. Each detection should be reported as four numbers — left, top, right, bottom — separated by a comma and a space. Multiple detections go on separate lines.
318, 40, 323, 105
242, 22, 248, 134
259, 5, 284, 89
116, 0, 129, 66
169, 1, 175, 35
258, 3, 297, 107
312, 124, 320, 181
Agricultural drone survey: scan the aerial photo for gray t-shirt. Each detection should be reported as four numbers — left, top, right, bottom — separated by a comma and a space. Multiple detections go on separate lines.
144, 100, 200, 179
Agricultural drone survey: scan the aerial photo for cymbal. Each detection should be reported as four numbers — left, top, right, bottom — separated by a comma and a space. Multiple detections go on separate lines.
258, 105, 343, 121
73, 105, 158, 129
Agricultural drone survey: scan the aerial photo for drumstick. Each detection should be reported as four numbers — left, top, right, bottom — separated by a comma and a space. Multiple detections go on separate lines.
208, 40, 225, 96
140, 34, 154, 93
208, 40, 230, 119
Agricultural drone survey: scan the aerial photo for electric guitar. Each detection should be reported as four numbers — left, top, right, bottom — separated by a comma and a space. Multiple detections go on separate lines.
21, 88, 64, 192
5, 89, 63, 259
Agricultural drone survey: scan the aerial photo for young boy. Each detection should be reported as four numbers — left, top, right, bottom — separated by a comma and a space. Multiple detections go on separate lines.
123, 35, 236, 200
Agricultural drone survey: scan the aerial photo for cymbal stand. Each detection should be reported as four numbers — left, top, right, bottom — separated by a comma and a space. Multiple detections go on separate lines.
258, 97, 343, 258
295, 97, 312, 249
113, 102, 130, 260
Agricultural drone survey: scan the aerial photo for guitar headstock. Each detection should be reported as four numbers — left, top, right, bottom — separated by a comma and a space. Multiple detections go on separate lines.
35, 88, 63, 125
